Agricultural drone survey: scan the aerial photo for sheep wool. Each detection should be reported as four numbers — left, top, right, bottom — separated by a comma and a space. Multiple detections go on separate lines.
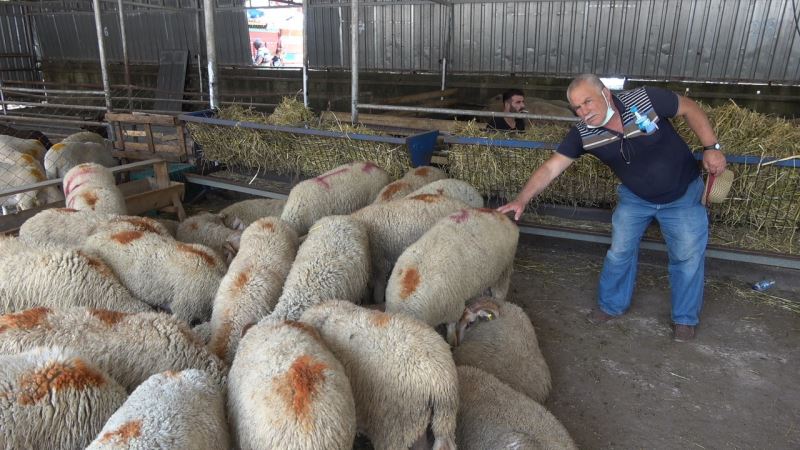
61, 130, 106, 145
372, 165, 448, 203
176, 211, 245, 258
300, 300, 458, 450
452, 298, 552, 402
271, 215, 370, 321
208, 217, 299, 363
63, 163, 126, 215
0, 156, 51, 211
0, 135, 46, 162
351, 193, 470, 303
87, 369, 230, 450
405, 178, 485, 208
45, 140, 117, 179
219, 197, 286, 227
386, 208, 519, 327
456, 365, 577, 450
0, 308, 227, 392
0, 347, 128, 450
228, 319, 356, 450
280, 161, 390, 235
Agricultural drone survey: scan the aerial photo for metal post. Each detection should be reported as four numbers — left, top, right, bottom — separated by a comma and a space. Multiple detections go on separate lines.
117, 0, 132, 110
350, 0, 358, 123
0, 80, 7, 115
196, 0, 204, 99
441, 4, 453, 95
203, 0, 219, 109
92, 0, 113, 111
302, 0, 309, 108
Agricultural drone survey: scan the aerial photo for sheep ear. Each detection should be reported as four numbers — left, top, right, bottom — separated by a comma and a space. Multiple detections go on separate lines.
241, 322, 256, 337
223, 231, 243, 264
231, 216, 245, 231
453, 297, 501, 346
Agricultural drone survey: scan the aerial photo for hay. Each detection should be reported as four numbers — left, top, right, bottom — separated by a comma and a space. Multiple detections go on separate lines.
267, 97, 317, 126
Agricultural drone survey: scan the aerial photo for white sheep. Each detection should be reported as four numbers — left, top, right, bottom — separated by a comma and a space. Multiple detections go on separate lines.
351, 193, 470, 303
87, 369, 230, 450
83, 227, 227, 324
0, 307, 227, 392
228, 319, 356, 450
176, 211, 245, 261
64, 163, 126, 215
300, 300, 458, 450
452, 297, 551, 402
0, 135, 46, 162
219, 197, 286, 227
280, 161, 390, 235
61, 130, 106, 145
0, 347, 128, 450
456, 365, 577, 450
385, 208, 519, 331
208, 217, 299, 362
270, 215, 370, 321
0, 156, 55, 211
372, 165, 448, 203
0, 235, 152, 315
405, 178, 485, 208
45, 140, 117, 179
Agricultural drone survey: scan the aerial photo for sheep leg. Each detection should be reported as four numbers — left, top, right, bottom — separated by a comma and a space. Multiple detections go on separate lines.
371, 260, 390, 304
486, 261, 513, 301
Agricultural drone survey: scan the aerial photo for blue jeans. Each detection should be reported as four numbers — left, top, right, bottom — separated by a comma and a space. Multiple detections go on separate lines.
598, 177, 708, 326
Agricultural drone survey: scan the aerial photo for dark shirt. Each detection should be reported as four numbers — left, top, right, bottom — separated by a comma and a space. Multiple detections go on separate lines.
487, 116, 526, 132
556, 87, 699, 204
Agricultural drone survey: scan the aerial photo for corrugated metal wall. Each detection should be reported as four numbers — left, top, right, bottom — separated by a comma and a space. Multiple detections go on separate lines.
308, 0, 800, 84
0, 3, 38, 82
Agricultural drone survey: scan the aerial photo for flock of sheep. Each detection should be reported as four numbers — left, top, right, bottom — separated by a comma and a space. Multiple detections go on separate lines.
0, 131, 578, 449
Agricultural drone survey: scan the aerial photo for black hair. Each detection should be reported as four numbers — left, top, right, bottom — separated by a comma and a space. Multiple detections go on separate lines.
502, 89, 525, 103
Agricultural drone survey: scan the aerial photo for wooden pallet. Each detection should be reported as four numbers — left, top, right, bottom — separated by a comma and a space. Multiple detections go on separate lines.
105, 112, 191, 163
0, 159, 186, 235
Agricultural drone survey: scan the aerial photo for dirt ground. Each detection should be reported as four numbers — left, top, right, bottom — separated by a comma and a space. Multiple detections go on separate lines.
512, 235, 800, 449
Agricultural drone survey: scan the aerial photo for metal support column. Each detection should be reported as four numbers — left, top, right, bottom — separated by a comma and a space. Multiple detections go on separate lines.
203, 0, 219, 109
117, 0, 132, 110
350, 0, 358, 123
302, 0, 309, 108
92, 0, 113, 111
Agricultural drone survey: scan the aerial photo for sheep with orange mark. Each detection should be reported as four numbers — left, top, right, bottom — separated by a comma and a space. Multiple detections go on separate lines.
405, 178, 485, 208
280, 161, 390, 235
61, 130, 106, 145
0, 155, 57, 211
44, 139, 116, 179
63, 163, 126, 215
19, 208, 173, 250
83, 226, 227, 324
208, 217, 299, 363
385, 208, 519, 334
372, 165, 448, 203
228, 319, 356, 450
300, 300, 458, 450
86, 369, 230, 450
0, 135, 46, 162
270, 215, 370, 321
219, 197, 286, 227
351, 193, 470, 303
452, 297, 551, 402
0, 307, 227, 392
176, 211, 246, 262
456, 365, 576, 450
0, 347, 128, 450
0, 235, 152, 315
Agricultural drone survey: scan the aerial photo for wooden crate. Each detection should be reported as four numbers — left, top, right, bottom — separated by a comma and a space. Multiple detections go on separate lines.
105, 112, 191, 163
0, 159, 186, 235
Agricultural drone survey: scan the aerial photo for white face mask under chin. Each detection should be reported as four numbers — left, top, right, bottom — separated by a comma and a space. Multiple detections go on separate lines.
585, 94, 615, 129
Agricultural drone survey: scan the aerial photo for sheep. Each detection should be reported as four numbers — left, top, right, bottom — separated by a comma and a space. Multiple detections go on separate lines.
0, 156, 54, 211
372, 165, 448, 203
0, 235, 152, 315
405, 178, 485, 208
87, 369, 230, 450
176, 211, 245, 261
300, 300, 458, 450
0, 307, 227, 392
19, 208, 172, 250
280, 161, 390, 235
64, 163, 126, 214
270, 215, 370, 321
219, 197, 286, 227
452, 297, 551, 402
228, 319, 356, 450
208, 217, 298, 363
456, 365, 577, 450
0, 125, 51, 149
0, 135, 46, 162
351, 193, 470, 303
44, 140, 117, 179
61, 130, 106, 145
385, 208, 519, 332
83, 227, 227, 325
154, 217, 179, 236
0, 347, 128, 450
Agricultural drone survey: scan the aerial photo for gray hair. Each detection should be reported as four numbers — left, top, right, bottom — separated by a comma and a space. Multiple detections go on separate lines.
566, 74, 607, 102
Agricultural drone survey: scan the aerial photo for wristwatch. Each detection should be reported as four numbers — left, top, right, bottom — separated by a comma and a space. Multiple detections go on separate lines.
703, 143, 722, 151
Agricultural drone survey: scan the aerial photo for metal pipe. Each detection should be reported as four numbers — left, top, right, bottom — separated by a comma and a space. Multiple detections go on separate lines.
357, 103, 578, 122
203, 0, 219, 109
302, 0, 309, 107
91, 0, 113, 111
1, 86, 106, 95
117, 0, 132, 110
0, 81, 7, 115
350, 0, 358, 123
440, 58, 447, 93
0, 100, 107, 111
0, 115, 106, 127
197, 54, 203, 99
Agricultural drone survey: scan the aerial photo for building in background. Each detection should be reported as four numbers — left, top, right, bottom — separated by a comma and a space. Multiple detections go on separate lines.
247, 0, 303, 67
